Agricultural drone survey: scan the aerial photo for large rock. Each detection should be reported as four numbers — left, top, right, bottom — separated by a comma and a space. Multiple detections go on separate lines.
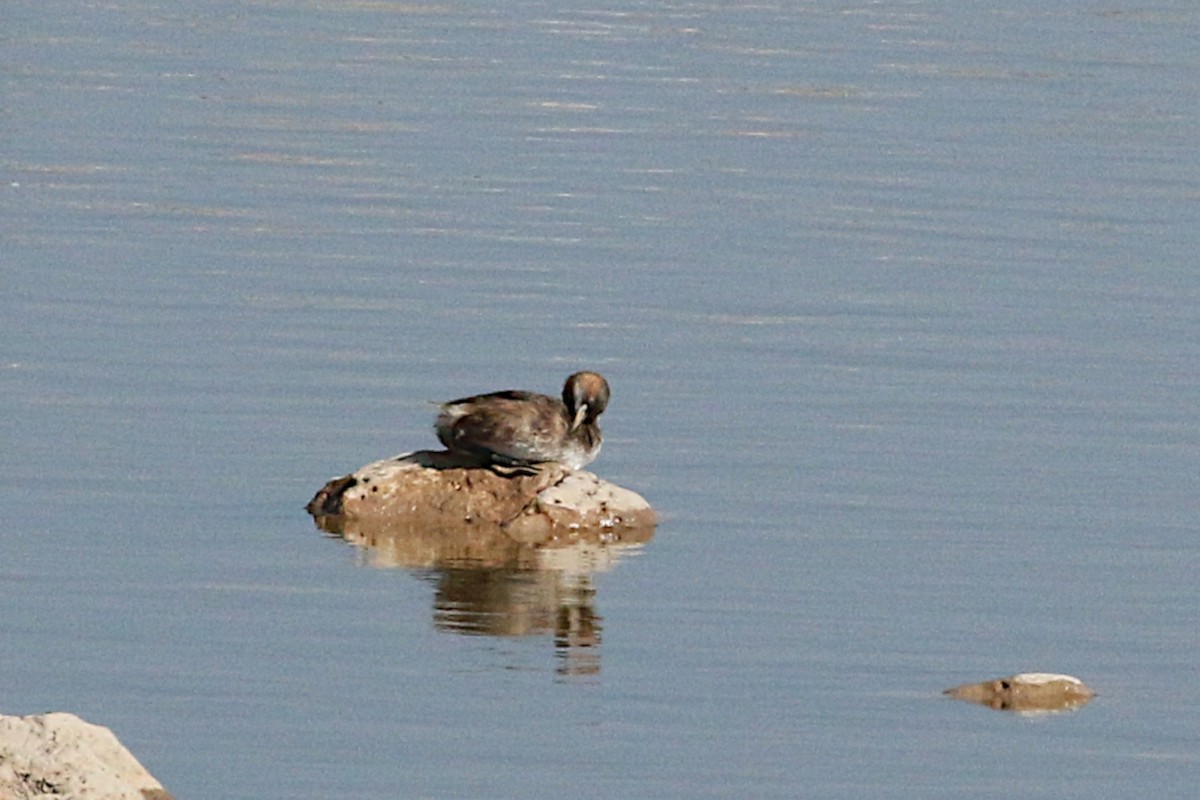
307, 450, 657, 549
944, 673, 1094, 713
0, 712, 172, 800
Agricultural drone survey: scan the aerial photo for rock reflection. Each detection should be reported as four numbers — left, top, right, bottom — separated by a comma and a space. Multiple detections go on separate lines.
312, 512, 652, 677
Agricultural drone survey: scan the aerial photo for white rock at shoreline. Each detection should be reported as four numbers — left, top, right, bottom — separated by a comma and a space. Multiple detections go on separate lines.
0, 712, 172, 800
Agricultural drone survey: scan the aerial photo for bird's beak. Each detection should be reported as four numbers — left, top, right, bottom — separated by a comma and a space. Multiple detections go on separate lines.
571, 403, 589, 430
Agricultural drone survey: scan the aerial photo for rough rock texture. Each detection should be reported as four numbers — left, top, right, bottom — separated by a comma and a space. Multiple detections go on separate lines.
307, 450, 657, 553
324, 497, 656, 570
0, 712, 172, 800
944, 673, 1094, 713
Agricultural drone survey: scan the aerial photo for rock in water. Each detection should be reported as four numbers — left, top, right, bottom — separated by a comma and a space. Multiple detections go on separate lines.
307, 450, 657, 538
944, 673, 1094, 713
0, 711, 172, 799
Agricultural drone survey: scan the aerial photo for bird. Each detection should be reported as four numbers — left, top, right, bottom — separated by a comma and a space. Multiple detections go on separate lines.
435, 371, 610, 470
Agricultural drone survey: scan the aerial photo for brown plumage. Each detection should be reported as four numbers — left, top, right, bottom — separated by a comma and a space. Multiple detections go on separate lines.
435, 372, 610, 470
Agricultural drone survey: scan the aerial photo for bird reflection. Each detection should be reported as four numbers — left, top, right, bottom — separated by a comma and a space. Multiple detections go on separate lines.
554, 582, 601, 677
314, 511, 651, 678
428, 567, 603, 677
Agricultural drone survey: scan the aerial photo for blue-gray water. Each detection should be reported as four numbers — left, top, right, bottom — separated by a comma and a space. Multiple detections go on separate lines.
3, 2, 1198, 797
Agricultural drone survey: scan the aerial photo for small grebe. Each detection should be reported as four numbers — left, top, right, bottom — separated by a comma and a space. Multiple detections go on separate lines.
435, 371, 610, 470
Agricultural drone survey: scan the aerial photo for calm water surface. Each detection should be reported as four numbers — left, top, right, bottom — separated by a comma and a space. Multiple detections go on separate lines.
3, 2, 1199, 797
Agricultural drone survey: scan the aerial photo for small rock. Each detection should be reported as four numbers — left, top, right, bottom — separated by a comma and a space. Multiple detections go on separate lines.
307, 450, 657, 538
0, 711, 172, 800
944, 673, 1095, 713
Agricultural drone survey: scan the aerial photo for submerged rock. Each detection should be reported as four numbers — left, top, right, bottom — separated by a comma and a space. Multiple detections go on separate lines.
944, 673, 1095, 713
307, 450, 657, 543
0, 712, 172, 800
